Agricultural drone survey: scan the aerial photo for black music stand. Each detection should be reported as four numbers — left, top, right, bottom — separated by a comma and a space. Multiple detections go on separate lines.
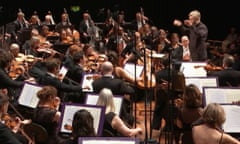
23, 122, 48, 144
53, 43, 72, 55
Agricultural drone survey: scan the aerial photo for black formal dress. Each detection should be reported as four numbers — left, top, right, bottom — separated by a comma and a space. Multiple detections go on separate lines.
102, 112, 122, 137
33, 106, 64, 144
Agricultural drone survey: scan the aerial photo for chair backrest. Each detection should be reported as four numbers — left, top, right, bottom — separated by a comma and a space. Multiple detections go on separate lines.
23, 122, 48, 143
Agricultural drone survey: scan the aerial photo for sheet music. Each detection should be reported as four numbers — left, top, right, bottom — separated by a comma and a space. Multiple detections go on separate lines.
180, 62, 207, 77
221, 105, 240, 133
86, 94, 123, 115
203, 88, 240, 105
60, 104, 104, 135
185, 77, 218, 93
81, 74, 96, 92
59, 66, 68, 79
124, 63, 143, 79
18, 83, 42, 108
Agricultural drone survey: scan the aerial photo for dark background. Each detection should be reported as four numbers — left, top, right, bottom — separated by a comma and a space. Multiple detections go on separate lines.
0, 0, 239, 40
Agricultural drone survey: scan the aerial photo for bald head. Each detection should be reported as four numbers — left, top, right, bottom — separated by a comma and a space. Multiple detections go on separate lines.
101, 61, 113, 75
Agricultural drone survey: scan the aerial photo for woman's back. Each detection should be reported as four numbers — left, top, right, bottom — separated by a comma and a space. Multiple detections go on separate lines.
193, 124, 240, 144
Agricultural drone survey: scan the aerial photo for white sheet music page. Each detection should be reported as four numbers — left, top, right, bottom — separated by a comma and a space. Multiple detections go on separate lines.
86, 94, 123, 115
59, 66, 68, 79
18, 83, 42, 108
204, 88, 240, 105
185, 77, 218, 93
81, 74, 95, 92
124, 63, 143, 79
180, 62, 207, 77
221, 105, 240, 133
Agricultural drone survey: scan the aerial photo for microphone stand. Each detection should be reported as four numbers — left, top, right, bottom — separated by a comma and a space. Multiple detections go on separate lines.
165, 48, 174, 144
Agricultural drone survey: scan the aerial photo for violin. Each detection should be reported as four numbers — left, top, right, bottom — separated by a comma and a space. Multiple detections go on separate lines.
194, 64, 224, 71
2, 113, 34, 144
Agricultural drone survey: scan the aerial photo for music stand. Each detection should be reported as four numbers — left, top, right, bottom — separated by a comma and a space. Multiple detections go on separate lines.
23, 122, 48, 143
53, 43, 71, 55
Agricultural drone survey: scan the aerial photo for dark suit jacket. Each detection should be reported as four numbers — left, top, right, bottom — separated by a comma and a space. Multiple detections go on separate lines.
38, 73, 82, 93
208, 68, 240, 86
92, 76, 134, 95
66, 63, 84, 84
0, 68, 24, 89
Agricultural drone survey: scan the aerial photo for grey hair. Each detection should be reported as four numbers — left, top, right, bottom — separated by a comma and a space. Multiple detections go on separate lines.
96, 88, 115, 114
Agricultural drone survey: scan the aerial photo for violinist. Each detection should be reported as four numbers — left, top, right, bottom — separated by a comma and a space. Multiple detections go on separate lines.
0, 91, 29, 144
0, 49, 24, 101
33, 86, 65, 144
207, 54, 240, 87
65, 51, 85, 85
37, 58, 83, 102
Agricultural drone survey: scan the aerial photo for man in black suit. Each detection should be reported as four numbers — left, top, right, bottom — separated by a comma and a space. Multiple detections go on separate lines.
92, 61, 134, 95
208, 54, 240, 87
65, 51, 85, 84
92, 61, 135, 125
0, 50, 24, 101
38, 58, 83, 102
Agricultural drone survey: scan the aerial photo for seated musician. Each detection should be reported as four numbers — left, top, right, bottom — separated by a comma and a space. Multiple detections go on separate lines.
33, 86, 65, 144
207, 54, 240, 87
0, 49, 24, 101
92, 61, 135, 125
96, 88, 142, 137
37, 57, 83, 102
62, 109, 96, 144
64, 51, 85, 98
55, 12, 72, 33
192, 103, 240, 144
0, 90, 31, 144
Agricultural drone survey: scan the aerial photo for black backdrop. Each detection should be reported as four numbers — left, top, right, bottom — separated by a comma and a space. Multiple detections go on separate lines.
0, 0, 239, 40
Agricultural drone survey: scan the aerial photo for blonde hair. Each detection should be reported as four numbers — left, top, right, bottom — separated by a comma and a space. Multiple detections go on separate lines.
189, 10, 201, 22
202, 103, 226, 128
96, 88, 115, 114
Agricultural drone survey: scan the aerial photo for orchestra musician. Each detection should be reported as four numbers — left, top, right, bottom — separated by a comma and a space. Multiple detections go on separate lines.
55, 12, 72, 33
207, 54, 240, 87
92, 61, 135, 125
0, 49, 25, 101
192, 103, 240, 144
63, 109, 96, 144
8, 10, 29, 44
37, 57, 84, 102
0, 91, 24, 144
33, 86, 64, 144
79, 12, 98, 44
